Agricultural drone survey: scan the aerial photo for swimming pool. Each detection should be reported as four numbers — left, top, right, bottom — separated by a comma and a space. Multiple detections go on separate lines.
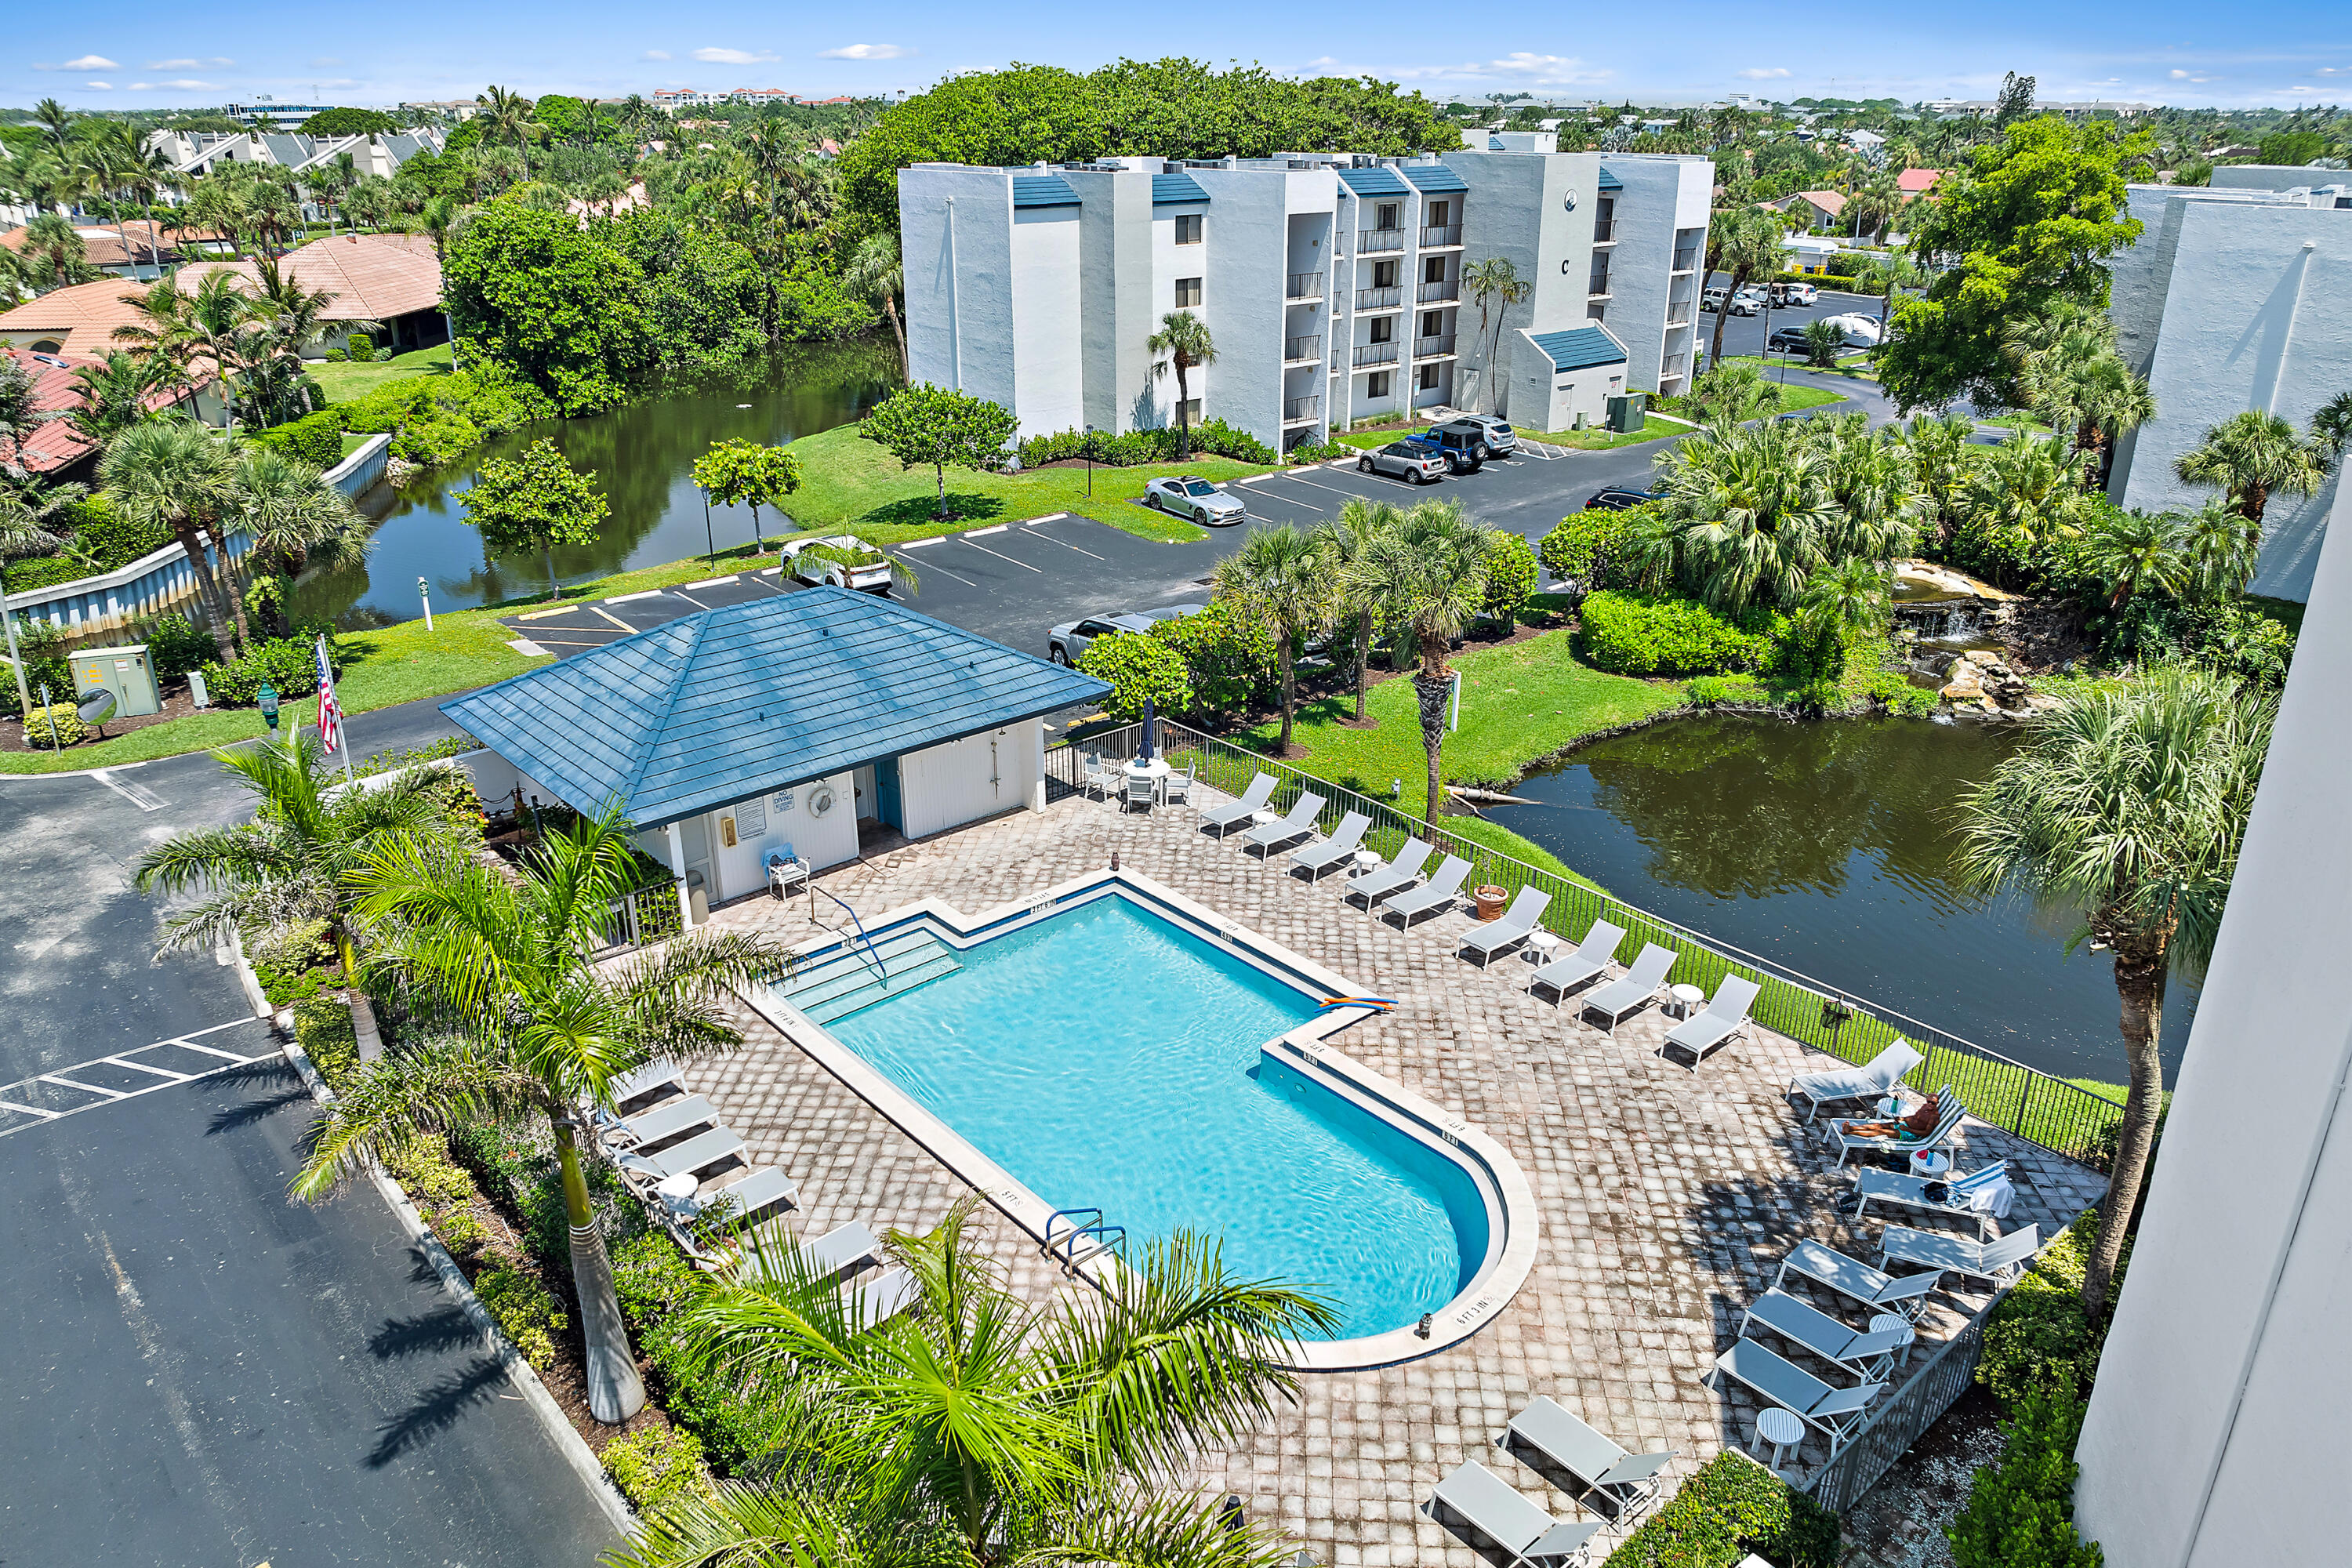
753, 874, 1534, 1368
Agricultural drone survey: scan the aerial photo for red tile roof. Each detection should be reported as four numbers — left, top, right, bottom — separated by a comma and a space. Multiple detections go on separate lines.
0, 344, 218, 476
1897, 168, 1945, 195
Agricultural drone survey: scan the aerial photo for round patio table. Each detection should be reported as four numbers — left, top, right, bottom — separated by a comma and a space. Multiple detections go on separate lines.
1755, 1407, 1802, 1471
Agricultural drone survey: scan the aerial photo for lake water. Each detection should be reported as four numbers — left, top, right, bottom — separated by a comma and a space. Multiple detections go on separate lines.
1483, 713, 2198, 1084
290, 339, 904, 629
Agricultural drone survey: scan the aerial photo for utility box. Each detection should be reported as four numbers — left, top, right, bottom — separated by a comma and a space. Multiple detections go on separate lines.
71, 643, 162, 718
1606, 392, 1646, 434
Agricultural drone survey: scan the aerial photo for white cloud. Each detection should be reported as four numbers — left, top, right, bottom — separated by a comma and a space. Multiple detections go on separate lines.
132, 79, 216, 91
2169, 69, 2216, 82
644, 49, 673, 61
820, 44, 914, 60
85, 81, 114, 90
40, 54, 122, 71
147, 57, 232, 69
1737, 67, 1793, 81
691, 46, 776, 64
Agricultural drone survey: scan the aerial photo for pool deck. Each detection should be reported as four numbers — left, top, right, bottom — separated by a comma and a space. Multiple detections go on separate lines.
690, 786, 2108, 1563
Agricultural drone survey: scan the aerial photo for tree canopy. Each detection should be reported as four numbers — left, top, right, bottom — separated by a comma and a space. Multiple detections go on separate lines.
858, 385, 1018, 517
464, 437, 609, 591
298, 107, 398, 137
442, 203, 652, 416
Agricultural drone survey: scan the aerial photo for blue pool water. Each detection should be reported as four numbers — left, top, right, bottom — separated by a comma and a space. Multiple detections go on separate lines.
818, 897, 1489, 1338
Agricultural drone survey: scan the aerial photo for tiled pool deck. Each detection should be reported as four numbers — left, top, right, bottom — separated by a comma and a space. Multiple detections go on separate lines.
691, 789, 2107, 1563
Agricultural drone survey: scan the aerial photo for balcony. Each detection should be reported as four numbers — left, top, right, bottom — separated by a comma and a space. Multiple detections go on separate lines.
1286, 270, 1325, 300
1417, 280, 1458, 303
1356, 285, 1403, 311
1352, 342, 1399, 368
1283, 333, 1322, 366
1671, 248, 1700, 273
1592, 218, 1616, 244
1413, 334, 1457, 360
1418, 223, 1462, 249
1283, 394, 1322, 426
1357, 227, 1405, 253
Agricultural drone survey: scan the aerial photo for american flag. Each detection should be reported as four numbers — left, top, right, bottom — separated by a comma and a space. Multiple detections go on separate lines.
314, 634, 343, 755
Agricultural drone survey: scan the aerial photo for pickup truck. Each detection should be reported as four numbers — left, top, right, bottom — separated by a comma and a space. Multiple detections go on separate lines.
781, 535, 898, 593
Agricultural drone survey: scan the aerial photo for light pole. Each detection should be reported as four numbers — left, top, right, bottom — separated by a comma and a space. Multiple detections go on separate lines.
1083, 424, 1096, 500
699, 486, 716, 564
418, 576, 434, 631
1, 580, 31, 723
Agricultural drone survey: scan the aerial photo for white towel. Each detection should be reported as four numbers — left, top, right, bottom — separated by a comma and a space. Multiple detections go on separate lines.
1966, 1177, 2016, 1221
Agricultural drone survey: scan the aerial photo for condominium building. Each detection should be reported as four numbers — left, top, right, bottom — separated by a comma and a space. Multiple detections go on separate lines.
896, 145, 1711, 452
2105, 172, 2352, 601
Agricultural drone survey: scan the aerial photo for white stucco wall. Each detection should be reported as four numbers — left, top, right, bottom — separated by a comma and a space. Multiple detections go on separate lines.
899, 165, 1018, 411
2073, 475, 2352, 1566
1508, 331, 1627, 434
895, 720, 1044, 840
1009, 208, 1083, 437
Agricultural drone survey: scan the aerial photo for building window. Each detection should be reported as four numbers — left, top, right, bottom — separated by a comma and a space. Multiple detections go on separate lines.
1427, 198, 1450, 227
1370, 316, 1393, 344
1179, 397, 1201, 423
1422, 255, 1446, 285
1174, 213, 1203, 245
1588, 260, 1611, 296
1417, 363, 1440, 390
1367, 371, 1392, 399
1375, 201, 1401, 230
1421, 310, 1445, 337
1174, 277, 1203, 307
1371, 259, 1399, 289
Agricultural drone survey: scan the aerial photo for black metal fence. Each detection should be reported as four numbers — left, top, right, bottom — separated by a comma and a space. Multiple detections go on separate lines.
1806, 1290, 1998, 1510
1050, 720, 2126, 1167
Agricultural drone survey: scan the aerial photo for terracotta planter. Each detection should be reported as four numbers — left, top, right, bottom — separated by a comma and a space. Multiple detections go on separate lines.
1473, 885, 1509, 921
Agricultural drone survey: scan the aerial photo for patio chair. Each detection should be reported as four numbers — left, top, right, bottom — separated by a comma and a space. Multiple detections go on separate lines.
1291, 811, 1372, 880
1425, 1460, 1601, 1568
1828, 1087, 1967, 1170
1526, 918, 1626, 1002
1200, 772, 1279, 837
674, 1166, 799, 1232
1707, 1339, 1885, 1457
1773, 1238, 1942, 1321
1162, 762, 1195, 808
848, 1265, 921, 1325
1242, 793, 1327, 855
1738, 1288, 1915, 1381
630, 1125, 746, 1183
1079, 752, 1115, 801
764, 845, 811, 899
742, 1220, 882, 1285
593, 1093, 719, 1152
1458, 886, 1554, 968
1853, 1160, 2012, 1236
1122, 771, 1156, 812
1495, 1396, 1675, 1528
1881, 1223, 2042, 1289
1381, 855, 1473, 927
612, 1057, 684, 1115
1788, 1042, 1925, 1123
1345, 838, 1433, 908
1657, 975, 1762, 1072
1580, 942, 1677, 1032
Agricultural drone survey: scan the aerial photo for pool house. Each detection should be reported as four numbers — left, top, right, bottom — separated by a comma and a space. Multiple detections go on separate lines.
439, 586, 1109, 923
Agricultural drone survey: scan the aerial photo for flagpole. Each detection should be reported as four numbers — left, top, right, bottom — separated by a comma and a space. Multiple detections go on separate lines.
318, 632, 353, 786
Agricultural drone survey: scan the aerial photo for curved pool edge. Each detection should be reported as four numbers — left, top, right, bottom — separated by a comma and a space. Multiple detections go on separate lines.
730, 868, 1540, 1373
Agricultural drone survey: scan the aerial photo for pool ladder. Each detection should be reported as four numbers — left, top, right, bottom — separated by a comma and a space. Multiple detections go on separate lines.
1045, 1207, 1127, 1269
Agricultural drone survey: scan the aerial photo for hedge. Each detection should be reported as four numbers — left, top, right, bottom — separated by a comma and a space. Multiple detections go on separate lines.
1578, 590, 1780, 677
251, 408, 347, 467
601, 1425, 713, 1513
1947, 1391, 2104, 1568
198, 633, 344, 708
19, 702, 86, 747
1017, 417, 1278, 469
1482, 532, 1539, 628
1539, 506, 1643, 592
1602, 1451, 1840, 1568
2, 554, 96, 593
1076, 632, 1193, 724
1770, 270, 1886, 296
1148, 601, 1276, 721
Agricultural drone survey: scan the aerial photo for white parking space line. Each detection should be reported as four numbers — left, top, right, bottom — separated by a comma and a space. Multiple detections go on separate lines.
1281, 472, 1379, 499
909, 551, 981, 587
91, 770, 166, 811
954, 535, 1047, 573
42, 1074, 126, 1100
108, 1057, 193, 1081
964, 524, 1010, 537
0, 1098, 58, 1120
1020, 524, 1105, 561
0, 1022, 281, 1138
593, 606, 638, 632
896, 536, 938, 546
668, 590, 713, 611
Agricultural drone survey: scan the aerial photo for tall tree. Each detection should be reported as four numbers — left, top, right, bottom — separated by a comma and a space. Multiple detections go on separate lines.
1704, 207, 1787, 368
67, 351, 173, 442
1956, 669, 2273, 1319
1461, 256, 1530, 413
857, 384, 1018, 519
1348, 500, 1495, 818
463, 437, 610, 595
1318, 498, 1403, 723
232, 446, 371, 634
474, 85, 542, 175
100, 419, 245, 654
2174, 409, 2327, 528
1145, 310, 1217, 459
844, 233, 907, 378
2310, 388, 2352, 464
1211, 524, 1336, 755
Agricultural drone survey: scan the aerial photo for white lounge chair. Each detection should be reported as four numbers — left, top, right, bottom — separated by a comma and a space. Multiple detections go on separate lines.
1738, 1288, 1915, 1381
1458, 886, 1553, 967
1881, 1223, 2042, 1288
1829, 1087, 1967, 1170
612, 1057, 684, 1115
1526, 918, 1625, 1001
1581, 942, 1676, 1031
1079, 752, 1114, 800
1708, 1339, 1885, 1457
627, 1125, 746, 1183
594, 1093, 720, 1152
1788, 1041, 1925, 1123
1242, 793, 1327, 855
1496, 1396, 1674, 1528
1853, 1161, 2012, 1237
681, 1166, 798, 1230
848, 1265, 921, 1324
1425, 1460, 1600, 1568
1773, 1238, 1941, 1321
1381, 855, 1473, 927
1200, 772, 1278, 837
1291, 811, 1372, 880
1346, 838, 1433, 908
744, 1220, 880, 1285
1658, 975, 1761, 1072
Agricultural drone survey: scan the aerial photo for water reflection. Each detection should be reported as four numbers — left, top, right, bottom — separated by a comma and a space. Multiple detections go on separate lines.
1486, 713, 2197, 1083
290, 339, 905, 627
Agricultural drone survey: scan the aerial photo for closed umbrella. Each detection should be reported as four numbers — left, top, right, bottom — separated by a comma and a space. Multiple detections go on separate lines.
1139, 699, 1156, 764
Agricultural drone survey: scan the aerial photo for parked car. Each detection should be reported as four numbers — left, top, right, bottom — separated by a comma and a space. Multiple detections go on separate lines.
1143, 475, 1246, 526
1820, 313, 1884, 347
1770, 281, 1819, 308
1701, 285, 1729, 312
1359, 441, 1450, 484
780, 535, 897, 593
1584, 481, 1667, 511
1765, 326, 1815, 356
1434, 413, 1518, 457
1401, 426, 1485, 474
1047, 602, 1205, 666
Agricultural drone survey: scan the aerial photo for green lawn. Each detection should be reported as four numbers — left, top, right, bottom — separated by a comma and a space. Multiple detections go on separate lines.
1531, 415, 1679, 449
311, 343, 453, 403
1654, 372, 1848, 420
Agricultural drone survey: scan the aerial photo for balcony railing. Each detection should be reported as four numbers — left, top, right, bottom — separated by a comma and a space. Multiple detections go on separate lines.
1357, 227, 1404, 253
1588, 272, 1612, 297
1283, 394, 1321, 425
1672, 248, 1701, 272
1418, 223, 1462, 248
1286, 270, 1325, 299
1413, 334, 1457, 359
1356, 285, 1403, 311
1665, 309, 1694, 327
1283, 334, 1322, 365
1417, 281, 1458, 303
1592, 218, 1616, 243
1352, 342, 1399, 368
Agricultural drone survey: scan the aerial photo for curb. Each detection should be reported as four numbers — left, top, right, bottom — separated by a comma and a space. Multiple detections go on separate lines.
275, 1030, 637, 1540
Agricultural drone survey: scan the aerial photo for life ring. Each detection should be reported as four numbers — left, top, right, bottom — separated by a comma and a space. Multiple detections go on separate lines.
806, 784, 837, 818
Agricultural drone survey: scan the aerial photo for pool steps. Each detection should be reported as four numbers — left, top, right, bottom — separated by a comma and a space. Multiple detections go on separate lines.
775, 927, 964, 1025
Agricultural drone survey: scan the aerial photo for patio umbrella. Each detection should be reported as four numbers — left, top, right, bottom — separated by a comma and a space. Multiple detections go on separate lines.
1139, 699, 1156, 764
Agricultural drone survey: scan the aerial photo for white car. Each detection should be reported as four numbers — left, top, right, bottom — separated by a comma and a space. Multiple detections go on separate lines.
1144, 476, 1246, 526
1819, 313, 1885, 347
780, 534, 898, 593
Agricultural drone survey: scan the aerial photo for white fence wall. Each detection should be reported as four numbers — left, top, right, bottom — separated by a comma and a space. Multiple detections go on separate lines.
898, 720, 1044, 840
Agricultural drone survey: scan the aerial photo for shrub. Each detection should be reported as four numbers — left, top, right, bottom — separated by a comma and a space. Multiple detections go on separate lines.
1947, 1390, 2104, 1568
1481, 531, 1539, 629
2, 620, 73, 717
198, 633, 342, 708
1076, 631, 1194, 724
1014, 418, 1278, 469
1579, 590, 1777, 677
1286, 436, 1352, 463
474, 1265, 568, 1370
1686, 674, 1769, 708
20, 702, 86, 747
1539, 507, 1642, 592
1979, 1208, 2131, 1407
1861, 668, 1939, 717
436, 1209, 489, 1258
601, 1425, 713, 1512
290, 994, 358, 1090
143, 613, 218, 680
1603, 1451, 1840, 1568
252, 409, 347, 467
611, 1231, 701, 1325
2, 554, 96, 593
64, 496, 172, 571
347, 333, 376, 363
1149, 601, 1277, 720
385, 1136, 481, 1210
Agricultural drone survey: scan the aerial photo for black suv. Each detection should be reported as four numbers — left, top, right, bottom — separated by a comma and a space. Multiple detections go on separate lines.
1765, 326, 1814, 356
1584, 481, 1666, 511
1402, 426, 1486, 474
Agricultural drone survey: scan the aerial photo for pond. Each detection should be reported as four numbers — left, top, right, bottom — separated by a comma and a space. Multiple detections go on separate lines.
289, 338, 905, 629
1483, 713, 2198, 1085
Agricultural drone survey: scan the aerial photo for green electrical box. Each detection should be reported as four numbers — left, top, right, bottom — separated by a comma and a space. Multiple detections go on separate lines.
1606, 392, 1646, 434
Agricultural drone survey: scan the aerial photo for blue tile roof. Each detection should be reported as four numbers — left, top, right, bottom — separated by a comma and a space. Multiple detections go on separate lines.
1597, 166, 1624, 191
441, 587, 1109, 828
1152, 171, 1209, 205
1011, 173, 1082, 208
1401, 163, 1468, 194
1338, 165, 1411, 197
1529, 325, 1629, 372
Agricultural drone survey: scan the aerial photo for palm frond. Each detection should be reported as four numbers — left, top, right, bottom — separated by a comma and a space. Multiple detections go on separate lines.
603, 1475, 890, 1568
1023, 1486, 1304, 1568
291, 1035, 541, 1200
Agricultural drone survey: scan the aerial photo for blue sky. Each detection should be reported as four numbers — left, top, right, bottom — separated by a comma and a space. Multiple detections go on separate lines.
13, 2, 2350, 111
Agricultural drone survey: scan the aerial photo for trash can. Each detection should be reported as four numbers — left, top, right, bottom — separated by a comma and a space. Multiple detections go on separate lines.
685, 869, 710, 925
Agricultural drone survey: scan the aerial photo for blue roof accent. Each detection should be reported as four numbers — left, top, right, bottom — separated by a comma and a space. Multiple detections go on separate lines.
1597, 166, 1624, 191
441, 588, 1109, 828
1401, 163, 1468, 194
1011, 173, 1082, 208
1338, 165, 1411, 198
1152, 171, 1209, 205
1529, 325, 1629, 373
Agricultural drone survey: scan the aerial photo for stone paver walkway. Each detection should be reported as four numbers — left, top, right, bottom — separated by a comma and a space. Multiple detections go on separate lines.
690, 790, 2106, 1564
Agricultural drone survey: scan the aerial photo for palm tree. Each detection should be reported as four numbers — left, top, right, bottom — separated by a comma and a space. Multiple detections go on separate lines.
100, 419, 245, 655
1317, 498, 1403, 722
67, 351, 173, 441
2176, 409, 2328, 528
1893, 413, 1977, 545
1146, 310, 1217, 459
1349, 500, 1495, 818
2080, 507, 2189, 612
474, 86, 541, 175
844, 233, 906, 377
1955, 668, 2274, 1319
17, 211, 99, 292
1461, 256, 1530, 413
2312, 388, 2352, 463
1704, 206, 1786, 368
252, 254, 370, 360
187, 174, 252, 258
232, 446, 371, 634
2175, 495, 2263, 604
292, 808, 791, 1424
1791, 556, 1889, 682
1969, 429, 2082, 554
614, 1199, 1334, 1567
1687, 361, 1784, 426
1211, 524, 1336, 754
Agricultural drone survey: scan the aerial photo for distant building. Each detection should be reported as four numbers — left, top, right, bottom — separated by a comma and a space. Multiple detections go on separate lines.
223, 103, 337, 131
1922, 98, 2155, 118
1773, 190, 1849, 230
0, 344, 223, 470
142, 127, 446, 188
1896, 168, 1945, 198
1, 220, 233, 282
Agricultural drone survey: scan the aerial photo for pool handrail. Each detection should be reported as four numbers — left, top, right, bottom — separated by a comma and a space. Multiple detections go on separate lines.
1044, 1206, 1127, 1267
811, 884, 888, 985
